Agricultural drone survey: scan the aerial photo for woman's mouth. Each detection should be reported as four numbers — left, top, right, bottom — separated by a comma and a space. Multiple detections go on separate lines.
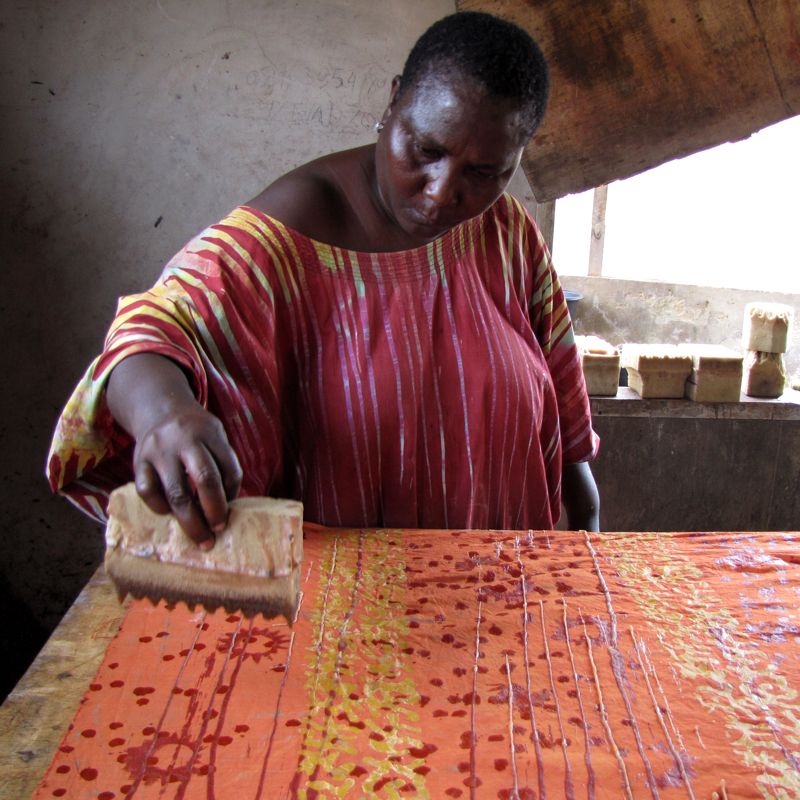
408, 207, 444, 229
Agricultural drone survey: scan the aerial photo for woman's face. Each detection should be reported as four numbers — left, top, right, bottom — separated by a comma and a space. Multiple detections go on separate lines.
374, 72, 530, 246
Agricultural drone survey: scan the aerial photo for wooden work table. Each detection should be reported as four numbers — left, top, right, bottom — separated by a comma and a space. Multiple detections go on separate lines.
0, 568, 126, 799
4, 527, 800, 799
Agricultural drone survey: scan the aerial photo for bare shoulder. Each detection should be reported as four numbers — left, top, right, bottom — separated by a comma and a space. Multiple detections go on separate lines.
247, 166, 344, 236
247, 147, 371, 243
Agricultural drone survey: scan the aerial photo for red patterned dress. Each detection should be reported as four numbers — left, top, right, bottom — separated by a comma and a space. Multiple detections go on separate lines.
47, 193, 598, 529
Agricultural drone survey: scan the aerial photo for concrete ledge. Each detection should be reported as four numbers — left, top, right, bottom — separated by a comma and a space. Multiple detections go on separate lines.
591, 387, 800, 420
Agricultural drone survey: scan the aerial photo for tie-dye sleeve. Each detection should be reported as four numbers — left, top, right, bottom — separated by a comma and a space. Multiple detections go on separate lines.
46, 213, 284, 522
524, 212, 600, 465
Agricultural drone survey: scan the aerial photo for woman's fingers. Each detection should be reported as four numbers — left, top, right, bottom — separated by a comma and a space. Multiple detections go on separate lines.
134, 450, 218, 549
158, 454, 217, 548
131, 406, 242, 548
181, 443, 229, 535
206, 425, 244, 502
134, 460, 172, 515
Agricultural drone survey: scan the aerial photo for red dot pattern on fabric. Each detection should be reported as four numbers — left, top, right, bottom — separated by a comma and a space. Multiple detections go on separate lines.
31, 527, 800, 799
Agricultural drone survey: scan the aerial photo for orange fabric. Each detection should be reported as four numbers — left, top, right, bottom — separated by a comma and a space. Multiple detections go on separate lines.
36, 527, 800, 799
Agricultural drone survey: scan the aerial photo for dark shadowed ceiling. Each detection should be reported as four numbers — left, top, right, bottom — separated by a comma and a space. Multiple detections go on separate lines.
458, 0, 800, 200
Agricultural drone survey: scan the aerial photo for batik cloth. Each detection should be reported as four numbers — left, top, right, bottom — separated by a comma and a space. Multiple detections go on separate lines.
34, 526, 800, 799
46, 194, 598, 529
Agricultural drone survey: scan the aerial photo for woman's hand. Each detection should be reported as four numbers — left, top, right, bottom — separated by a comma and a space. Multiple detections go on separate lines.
133, 405, 242, 548
107, 353, 242, 548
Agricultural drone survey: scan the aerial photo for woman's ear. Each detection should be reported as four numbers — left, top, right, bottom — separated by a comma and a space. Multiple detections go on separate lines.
389, 75, 401, 106
380, 75, 402, 125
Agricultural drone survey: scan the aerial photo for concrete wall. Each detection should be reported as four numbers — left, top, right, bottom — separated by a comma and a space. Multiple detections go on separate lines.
564, 275, 800, 379
0, 0, 456, 697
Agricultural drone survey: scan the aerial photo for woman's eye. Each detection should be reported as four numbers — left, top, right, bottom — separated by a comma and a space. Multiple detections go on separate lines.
414, 142, 440, 159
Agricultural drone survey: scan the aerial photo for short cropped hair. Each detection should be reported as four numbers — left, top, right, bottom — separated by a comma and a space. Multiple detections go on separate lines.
397, 11, 550, 136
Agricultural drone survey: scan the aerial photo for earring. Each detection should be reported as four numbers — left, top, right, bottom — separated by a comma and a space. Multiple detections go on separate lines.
375, 121, 385, 133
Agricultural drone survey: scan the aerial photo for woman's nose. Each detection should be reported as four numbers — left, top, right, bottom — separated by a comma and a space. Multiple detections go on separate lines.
423, 165, 460, 208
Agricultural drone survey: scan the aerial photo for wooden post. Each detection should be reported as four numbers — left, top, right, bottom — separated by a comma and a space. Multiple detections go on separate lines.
588, 184, 608, 277
531, 199, 556, 254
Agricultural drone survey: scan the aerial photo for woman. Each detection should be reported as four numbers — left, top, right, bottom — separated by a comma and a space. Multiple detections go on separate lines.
47, 11, 600, 546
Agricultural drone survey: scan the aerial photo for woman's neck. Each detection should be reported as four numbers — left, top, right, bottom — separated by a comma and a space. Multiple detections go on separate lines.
248, 145, 448, 253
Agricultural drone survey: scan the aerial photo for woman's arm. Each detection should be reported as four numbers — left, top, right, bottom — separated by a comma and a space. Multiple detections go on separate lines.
107, 353, 242, 548
561, 461, 600, 532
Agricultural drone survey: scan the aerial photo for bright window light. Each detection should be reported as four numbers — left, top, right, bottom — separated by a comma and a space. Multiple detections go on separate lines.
552, 115, 800, 294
